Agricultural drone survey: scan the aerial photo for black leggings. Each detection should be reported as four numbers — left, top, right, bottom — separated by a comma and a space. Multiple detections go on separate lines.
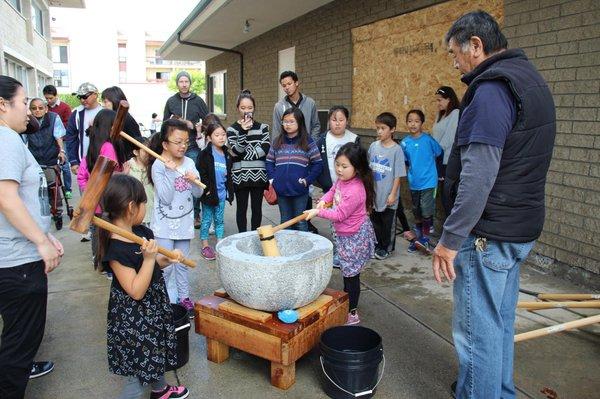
396, 199, 411, 233
343, 274, 361, 311
235, 186, 264, 232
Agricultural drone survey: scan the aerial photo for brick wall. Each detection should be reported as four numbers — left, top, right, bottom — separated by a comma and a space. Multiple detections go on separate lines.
206, 0, 444, 126
206, 0, 600, 284
502, 0, 600, 285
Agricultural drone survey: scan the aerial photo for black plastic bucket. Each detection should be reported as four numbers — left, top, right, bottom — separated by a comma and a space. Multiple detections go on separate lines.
320, 326, 384, 398
169, 303, 191, 370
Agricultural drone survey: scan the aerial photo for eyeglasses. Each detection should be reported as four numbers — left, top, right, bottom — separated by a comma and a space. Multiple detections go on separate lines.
30, 106, 45, 111
167, 140, 190, 147
282, 121, 297, 126
77, 93, 94, 100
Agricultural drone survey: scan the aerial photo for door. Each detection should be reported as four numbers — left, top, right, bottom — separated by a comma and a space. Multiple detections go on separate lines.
278, 47, 295, 100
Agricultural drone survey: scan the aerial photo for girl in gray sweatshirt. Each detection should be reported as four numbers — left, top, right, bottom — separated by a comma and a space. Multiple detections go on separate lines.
148, 120, 203, 312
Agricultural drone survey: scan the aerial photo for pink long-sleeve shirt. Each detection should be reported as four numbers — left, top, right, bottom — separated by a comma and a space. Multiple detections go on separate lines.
318, 176, 367, 236
77, 142, 122, 191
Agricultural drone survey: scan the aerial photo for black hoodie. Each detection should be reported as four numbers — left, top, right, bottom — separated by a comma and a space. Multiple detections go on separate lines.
163, 92, 208, 150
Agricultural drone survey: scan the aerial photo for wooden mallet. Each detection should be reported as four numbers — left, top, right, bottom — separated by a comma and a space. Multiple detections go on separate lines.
69, 155, 196, 268
110, 100, 206, 189
256, 213, 309, 257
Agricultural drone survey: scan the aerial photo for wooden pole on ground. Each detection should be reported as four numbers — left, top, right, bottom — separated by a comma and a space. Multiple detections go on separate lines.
514, 314, 600, 342
518, 301, 600, 310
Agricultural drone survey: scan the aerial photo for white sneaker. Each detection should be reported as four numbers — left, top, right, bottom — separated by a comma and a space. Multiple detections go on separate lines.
80, 231, 92, 242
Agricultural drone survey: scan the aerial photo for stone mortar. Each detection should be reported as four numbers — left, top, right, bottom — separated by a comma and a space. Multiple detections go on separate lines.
215, 230, 333, 312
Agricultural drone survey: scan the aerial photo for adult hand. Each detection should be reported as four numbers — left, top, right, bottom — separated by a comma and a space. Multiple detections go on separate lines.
71, 164, 79, 174
47, 233, 64, 257
303, 209, 319, 220
386, 193, 396, 207
58, 152, 66, 164
432, 243, 457, 283
37, 238, 61, 274
315, 200, 326, 209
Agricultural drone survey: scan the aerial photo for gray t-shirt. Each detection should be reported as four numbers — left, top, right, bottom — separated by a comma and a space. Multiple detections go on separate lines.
0, 126, 51, 267
368, 140, 406, 212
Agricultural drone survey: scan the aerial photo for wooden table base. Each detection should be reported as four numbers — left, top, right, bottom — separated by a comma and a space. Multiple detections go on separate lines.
195, 288, 349, 390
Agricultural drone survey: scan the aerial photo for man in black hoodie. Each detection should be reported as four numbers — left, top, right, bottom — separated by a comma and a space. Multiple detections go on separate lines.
163, 70, 209, 226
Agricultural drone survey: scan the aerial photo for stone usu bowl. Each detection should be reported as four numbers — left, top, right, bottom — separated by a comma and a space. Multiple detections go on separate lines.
215, 230, 333, 312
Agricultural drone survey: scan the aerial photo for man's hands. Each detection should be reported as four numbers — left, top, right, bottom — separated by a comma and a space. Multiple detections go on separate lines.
432, 243, 457, 283
38, 234, 62, 274
71, 164, 79, 174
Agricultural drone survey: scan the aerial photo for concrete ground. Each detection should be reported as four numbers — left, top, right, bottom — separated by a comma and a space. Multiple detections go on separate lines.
10, 191, 600, 398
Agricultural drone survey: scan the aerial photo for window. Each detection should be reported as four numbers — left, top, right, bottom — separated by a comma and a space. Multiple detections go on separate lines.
53, 68, 69, 87
52, 45, 68, 63
118, 43, 127, 62
155, 71, 169, 80
31, 2, 44, 35
7, 0, 21, 12
209, 70, 226, 115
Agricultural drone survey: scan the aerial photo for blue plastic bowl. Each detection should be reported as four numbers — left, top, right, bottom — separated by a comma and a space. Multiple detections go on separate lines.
277, 309, 299, 323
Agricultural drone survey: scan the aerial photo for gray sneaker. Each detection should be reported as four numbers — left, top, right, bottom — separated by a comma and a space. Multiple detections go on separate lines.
374, 248, 389, 260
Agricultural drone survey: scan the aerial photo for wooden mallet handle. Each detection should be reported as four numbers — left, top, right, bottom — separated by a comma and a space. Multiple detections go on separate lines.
110, 100, 130, 141
119, 131, 206, 189
518, 301, 600, 310
537, 293, 600, 301
93, 216, 196, 268
272, 213, 309, 233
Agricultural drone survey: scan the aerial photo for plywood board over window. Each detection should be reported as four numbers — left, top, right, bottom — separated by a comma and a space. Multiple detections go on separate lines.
351, 0, 503, 131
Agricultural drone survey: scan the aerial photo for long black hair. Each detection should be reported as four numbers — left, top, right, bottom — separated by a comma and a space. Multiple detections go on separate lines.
101, 86, 127, 111
86, 109, 127, 172
146, 118, 190, 185
274, 107, 309, 151
335, 142, 375, 213
96, 174, 147, 272
435, 86, 460, 122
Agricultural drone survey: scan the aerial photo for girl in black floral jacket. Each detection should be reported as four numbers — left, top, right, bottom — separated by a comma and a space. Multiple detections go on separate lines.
98, 174, 189, 399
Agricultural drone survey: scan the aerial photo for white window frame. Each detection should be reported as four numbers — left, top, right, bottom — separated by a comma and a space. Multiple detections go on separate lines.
209, 70, 227, 117
31, 1, 44, 36
5, 0, 22, 14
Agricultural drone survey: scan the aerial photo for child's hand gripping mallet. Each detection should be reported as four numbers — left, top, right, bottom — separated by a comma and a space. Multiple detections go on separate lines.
69, 155, 196, 268
110, 100, 206, 189
256, 201, 331, 257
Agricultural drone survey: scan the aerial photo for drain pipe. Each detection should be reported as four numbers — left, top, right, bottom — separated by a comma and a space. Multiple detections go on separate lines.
177, 32, 244, 89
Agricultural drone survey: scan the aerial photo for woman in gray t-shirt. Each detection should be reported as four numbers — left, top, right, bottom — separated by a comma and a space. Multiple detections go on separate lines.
0, 76, 63, 397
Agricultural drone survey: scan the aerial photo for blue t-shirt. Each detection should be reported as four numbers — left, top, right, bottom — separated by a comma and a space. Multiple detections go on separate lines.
456, 80, 516, 148
400, 133, 442, 191
213, 146, 227, 202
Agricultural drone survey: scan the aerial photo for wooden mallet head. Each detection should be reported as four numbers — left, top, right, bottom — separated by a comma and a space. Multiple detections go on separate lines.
110, 100, 129, 142
70, 156, 117, 233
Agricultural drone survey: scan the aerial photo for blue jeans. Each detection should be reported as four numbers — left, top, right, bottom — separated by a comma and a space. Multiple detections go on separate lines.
61, 161, 72, 192
452, 235, 535, 399
200, 201, 225, 240
277, 194, 309, 231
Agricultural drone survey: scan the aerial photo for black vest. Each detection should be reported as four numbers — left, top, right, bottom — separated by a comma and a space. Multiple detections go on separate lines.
28, 112, 60, 167
445, 49, 556, 242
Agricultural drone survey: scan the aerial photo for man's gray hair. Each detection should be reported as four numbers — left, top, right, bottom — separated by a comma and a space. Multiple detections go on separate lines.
445, 10, 508, 54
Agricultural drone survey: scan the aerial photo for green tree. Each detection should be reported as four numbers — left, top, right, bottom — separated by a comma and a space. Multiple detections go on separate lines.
168, 70, 206, 94
59, 93, 81, 109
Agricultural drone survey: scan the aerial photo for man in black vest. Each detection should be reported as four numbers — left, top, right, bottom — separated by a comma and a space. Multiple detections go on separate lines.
432, 11, 555, 399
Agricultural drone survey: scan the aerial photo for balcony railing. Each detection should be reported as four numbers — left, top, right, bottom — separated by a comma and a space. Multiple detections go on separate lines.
146, 57, 202, 66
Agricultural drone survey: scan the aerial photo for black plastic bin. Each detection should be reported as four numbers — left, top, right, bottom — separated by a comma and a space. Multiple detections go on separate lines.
168, 303, 191, 370
319, 326, 384, 398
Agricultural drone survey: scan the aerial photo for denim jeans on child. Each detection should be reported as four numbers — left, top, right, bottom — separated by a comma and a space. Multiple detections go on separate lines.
200, 201, 225, 240
452, 234, 535, 399
277, 194, 309, 231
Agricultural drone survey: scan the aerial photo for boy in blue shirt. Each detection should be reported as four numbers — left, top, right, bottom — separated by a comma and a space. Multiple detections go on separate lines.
400, 109, 442, 252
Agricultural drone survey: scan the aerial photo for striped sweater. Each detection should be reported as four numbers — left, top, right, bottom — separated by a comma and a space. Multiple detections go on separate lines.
266, 135, 323, 197
226, 121, 270, 189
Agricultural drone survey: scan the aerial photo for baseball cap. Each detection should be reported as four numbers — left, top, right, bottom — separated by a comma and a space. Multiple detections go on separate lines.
73, 82, 98, 96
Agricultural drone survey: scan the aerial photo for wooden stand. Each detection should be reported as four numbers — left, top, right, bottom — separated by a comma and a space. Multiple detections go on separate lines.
194, 288, 349, 390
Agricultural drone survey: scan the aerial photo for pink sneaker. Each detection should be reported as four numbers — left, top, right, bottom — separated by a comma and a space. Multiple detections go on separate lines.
201, 246, 216, 260
150, 385, 189, 399
345, 311, 360, 325
179, 297, 194, 312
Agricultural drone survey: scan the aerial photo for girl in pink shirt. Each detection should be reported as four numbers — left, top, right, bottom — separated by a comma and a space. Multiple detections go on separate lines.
305, 143, 376, 325
77, 109, 127, 271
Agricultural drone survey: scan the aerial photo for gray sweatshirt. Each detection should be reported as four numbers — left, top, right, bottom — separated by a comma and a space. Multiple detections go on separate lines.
272, 94, 321, 140
432, 109, 459, 165
150, 156, 203, 240
439, 143, 502, 250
